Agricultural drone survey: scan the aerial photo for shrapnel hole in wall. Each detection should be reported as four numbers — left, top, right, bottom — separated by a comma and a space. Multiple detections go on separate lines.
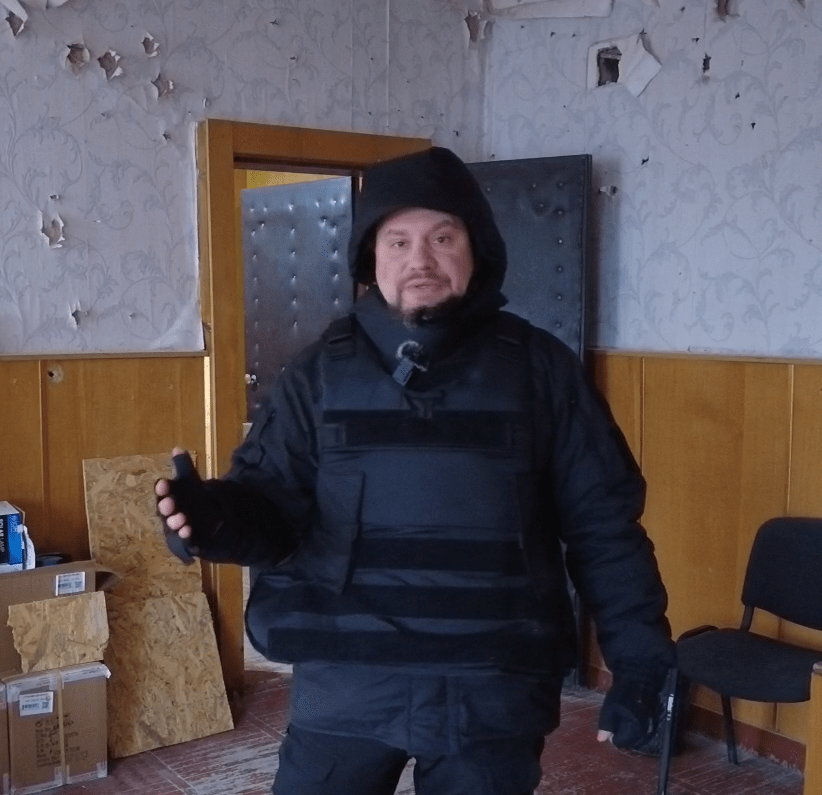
597, 46, 621, 87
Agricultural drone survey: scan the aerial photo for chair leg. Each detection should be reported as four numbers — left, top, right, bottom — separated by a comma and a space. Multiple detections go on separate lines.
656, 667, 680, 795
720, 695, 739, 765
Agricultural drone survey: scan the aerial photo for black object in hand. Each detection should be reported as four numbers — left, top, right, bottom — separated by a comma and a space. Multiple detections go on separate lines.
158, 451, 199, 565
599, 671, 664, 751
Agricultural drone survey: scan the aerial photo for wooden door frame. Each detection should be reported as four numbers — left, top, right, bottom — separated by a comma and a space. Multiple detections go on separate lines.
196, 119, 430, 696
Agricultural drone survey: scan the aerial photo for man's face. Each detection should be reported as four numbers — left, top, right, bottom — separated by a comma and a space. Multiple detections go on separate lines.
374, 207, 474, 313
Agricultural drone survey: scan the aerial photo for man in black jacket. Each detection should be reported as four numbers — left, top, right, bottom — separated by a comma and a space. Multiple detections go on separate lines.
156, 147, 674, 795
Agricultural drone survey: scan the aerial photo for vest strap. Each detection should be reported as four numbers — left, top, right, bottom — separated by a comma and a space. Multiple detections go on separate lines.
323, 315, 356, 360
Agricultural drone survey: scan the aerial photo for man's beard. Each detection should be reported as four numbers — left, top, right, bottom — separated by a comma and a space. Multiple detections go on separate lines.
397, 294, 466, 327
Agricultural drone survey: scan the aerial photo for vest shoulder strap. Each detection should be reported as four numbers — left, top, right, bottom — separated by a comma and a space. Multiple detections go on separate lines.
322, 315, 356, 360
494, 311, 530, 360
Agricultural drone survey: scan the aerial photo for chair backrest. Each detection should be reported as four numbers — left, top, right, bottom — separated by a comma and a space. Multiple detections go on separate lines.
741, 517, 822, 631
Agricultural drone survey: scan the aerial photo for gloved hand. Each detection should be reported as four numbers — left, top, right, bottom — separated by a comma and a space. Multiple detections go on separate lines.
597, 665, 666, 751
155, 448, 222, 564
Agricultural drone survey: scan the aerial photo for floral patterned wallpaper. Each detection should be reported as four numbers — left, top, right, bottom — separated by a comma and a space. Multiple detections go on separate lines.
1, 0, 820, 357
487, 0, 822, 355
0, 0, 478, 353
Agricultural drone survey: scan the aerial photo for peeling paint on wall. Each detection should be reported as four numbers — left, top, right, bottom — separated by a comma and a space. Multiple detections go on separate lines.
1, 0, 26, 22
5, 10, 23, 35
1, 0, 73, 26
142, 33, 159, 57
98, 49, 123, 80
464, 9, 493, 49
465, 11, 482, 43
39, 213, 64, 248
151, 74, 174, 99
716, 0, 740, 21
587, 33, 661, 96
595, 45, 621, 86
65, 43, 89, 73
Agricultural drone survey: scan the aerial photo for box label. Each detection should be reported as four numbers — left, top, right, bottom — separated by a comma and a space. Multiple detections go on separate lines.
19, 692, 54, 717
55, 571, 86, 596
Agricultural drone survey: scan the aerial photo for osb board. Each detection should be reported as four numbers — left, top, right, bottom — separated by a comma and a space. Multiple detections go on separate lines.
83, 453, 202, 601
105, 592, 233, 758
8, 591, 109, 673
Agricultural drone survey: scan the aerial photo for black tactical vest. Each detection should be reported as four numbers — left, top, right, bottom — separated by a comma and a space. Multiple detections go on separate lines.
246, 312, 569, 673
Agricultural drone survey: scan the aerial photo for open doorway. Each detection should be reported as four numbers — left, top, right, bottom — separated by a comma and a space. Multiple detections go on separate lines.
196, 120, 430, 695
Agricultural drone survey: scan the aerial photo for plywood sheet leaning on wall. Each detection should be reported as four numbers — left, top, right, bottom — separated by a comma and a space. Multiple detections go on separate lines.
82, 453, 234, 757
83, 453, 203, 600
8, 591, 109, 673
105, 592, 234, 758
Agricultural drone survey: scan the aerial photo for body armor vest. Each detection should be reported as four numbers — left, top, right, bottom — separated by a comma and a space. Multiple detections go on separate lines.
246, 312, 569, 673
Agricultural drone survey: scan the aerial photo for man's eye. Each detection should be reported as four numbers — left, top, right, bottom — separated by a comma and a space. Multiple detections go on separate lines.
435, 236, 451, 244
392, 240, 407, 248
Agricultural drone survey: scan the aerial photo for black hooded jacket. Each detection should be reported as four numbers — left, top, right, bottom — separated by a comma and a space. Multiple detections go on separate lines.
193, 147, 674, 683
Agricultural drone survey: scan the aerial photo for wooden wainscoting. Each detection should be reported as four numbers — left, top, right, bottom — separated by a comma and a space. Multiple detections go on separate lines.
0, 355, 206, 564
5, 346, 822, 777
590, 350, 822, 773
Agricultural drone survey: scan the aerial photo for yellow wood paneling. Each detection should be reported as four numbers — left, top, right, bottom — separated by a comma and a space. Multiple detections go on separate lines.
0, 360, 45, 534
589, 352, 642, 462
40, 357, 206, 562
782, 365, 822, 738
5, 335, 822, 751
789, 364, 822, 516
641, 357, 792, 732
642, 357, 792, 635
230, 121, 431, 169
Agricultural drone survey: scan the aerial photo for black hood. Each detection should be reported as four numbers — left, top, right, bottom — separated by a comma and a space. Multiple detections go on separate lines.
348, 147, 508, 316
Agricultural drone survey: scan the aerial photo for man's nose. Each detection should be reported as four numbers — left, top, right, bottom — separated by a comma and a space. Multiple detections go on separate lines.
407, 240, 436, 270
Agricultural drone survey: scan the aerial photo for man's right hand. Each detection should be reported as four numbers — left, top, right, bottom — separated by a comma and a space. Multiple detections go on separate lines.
155, 447, 196, 542
155, 447, 221, 564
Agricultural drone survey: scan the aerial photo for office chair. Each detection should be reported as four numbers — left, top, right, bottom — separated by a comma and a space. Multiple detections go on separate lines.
657, 516, 822, 795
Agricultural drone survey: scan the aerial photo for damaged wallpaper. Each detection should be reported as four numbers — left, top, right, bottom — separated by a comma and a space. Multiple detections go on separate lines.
0, 0, 480, 353
1, 0, 822, 357
486, 0, 822, 356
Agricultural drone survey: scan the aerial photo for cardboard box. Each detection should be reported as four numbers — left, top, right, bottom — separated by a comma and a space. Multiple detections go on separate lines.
0, 504, 25, 573
0, 682, 9, 795
0, 562, 115, 674
5, 663, 109, 794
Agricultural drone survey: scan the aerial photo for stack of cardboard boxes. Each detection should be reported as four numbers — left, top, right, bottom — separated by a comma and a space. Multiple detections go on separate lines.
0, 452, 235, 794
0, 561, 112, 795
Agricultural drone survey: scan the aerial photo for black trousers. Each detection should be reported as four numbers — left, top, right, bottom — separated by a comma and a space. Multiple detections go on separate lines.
272, 724, 545, 795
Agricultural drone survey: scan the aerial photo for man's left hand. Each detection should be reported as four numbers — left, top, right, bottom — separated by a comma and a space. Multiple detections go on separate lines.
597, 669, 665, 750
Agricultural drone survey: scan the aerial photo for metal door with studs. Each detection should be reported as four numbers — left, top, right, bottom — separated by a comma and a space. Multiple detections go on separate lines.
241, 155, 591, 417
242, 176, 355, 417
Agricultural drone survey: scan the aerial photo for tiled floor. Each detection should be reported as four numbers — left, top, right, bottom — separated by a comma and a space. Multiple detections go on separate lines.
55, 671, 803, 795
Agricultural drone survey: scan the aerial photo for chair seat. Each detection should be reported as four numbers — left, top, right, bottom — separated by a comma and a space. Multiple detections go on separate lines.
677, 629, 822, 702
